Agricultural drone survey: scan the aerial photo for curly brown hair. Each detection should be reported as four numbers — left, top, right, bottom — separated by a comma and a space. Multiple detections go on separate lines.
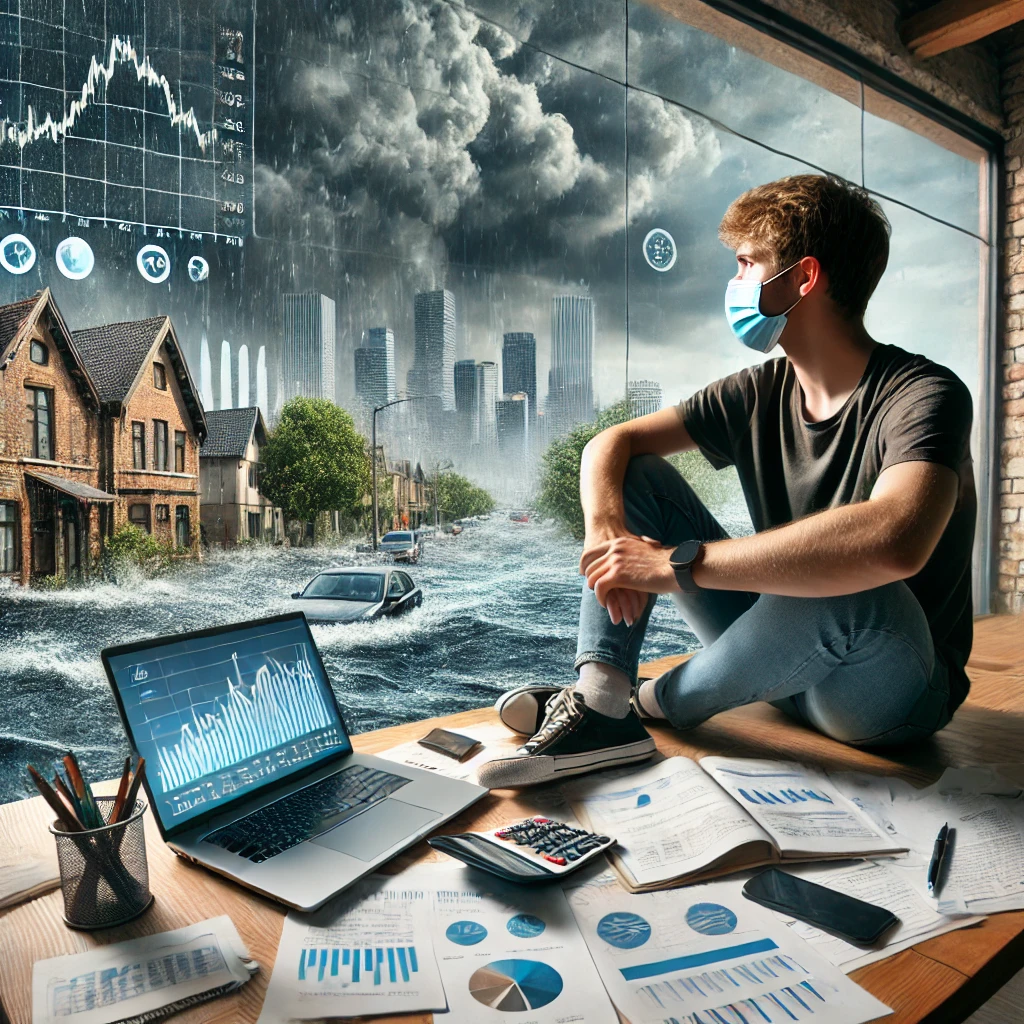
718, 174, 890, 320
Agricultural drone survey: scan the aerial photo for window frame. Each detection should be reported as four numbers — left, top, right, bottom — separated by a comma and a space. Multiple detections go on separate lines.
25, 386, 54, 461
131, 421, 146, 470
174, 430, 186, 473
175, 505, 190, 548
153, 362, 168, 390
153, 420, 169, 471
0, 501, 18, 573
29, 340, 48, 365
128, 503, 151, 534
155, 504, 170, 523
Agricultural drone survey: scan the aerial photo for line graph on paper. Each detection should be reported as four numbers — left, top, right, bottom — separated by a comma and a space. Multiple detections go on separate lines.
0, 0, 253, 237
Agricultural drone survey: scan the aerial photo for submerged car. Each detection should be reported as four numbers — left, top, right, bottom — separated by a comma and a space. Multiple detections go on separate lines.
379, 530, 421, 563
290, 567, 423, 623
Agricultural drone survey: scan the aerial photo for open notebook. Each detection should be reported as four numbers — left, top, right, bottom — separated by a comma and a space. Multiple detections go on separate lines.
565, 756, 906, 893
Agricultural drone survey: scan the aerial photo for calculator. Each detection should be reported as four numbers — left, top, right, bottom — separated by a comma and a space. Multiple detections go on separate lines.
428, 817, 616, 883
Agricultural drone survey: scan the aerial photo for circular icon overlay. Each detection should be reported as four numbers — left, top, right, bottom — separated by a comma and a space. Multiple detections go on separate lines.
55, 236, 95, 280
446, 920, 488, 946
136, 243, 171, 284
469, 959, 563, 1012
188, 255, 209, 282
506, 914, 546, 939
0, 233, 37, 275
643, 227, 677, 272
685, 903, 738, 935
596, 912, 651, 949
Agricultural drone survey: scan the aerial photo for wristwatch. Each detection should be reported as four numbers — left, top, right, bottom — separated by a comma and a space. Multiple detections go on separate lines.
669, 540, 704, 594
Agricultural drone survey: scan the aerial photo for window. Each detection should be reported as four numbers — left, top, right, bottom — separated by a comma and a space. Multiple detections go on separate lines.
153, 420, 168, 471
0, 502, 17, 573
247, 510, 261, 540
155, 504, 170, 523
131, 422, 146, 469
248, 464, 258, 489
398, 572, 414, 591
153, 362, 167, 390
26, 387, 53, 460
175, 505, 190, 549
30, 340, 48, 365
387, 573, 405, 597
174, 431, 186, 473
128, 504, 151, 533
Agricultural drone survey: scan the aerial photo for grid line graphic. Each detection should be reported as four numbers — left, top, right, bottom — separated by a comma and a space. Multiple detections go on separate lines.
298, 946, 420, 987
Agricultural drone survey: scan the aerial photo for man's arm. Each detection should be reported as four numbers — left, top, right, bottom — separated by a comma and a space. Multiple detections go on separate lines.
579, 407, 695, 624
582, 459, 960, 602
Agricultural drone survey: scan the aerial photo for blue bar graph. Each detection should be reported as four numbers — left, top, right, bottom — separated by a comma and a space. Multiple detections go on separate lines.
736, 788, 833, 806
298, 947, 419, 987
654, 979, 826, 1023
621, 939, 779, 981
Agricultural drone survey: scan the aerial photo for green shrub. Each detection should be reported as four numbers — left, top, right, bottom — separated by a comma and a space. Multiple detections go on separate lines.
107, 524, 168, 565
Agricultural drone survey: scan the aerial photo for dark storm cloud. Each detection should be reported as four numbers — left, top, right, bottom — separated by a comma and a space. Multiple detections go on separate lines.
253, 0, 719, 286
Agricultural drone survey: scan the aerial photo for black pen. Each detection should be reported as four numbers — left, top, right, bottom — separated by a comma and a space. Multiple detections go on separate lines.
927, 822, 950, 895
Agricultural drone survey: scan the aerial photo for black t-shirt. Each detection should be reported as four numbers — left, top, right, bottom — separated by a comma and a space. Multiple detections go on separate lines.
678, 342, 976, 711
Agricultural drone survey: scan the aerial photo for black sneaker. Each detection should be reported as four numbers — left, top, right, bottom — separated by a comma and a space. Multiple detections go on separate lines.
477, 686, 656, 789
494, 684, 562, 734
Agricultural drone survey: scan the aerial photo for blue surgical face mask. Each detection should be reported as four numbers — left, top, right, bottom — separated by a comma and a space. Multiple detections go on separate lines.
724, 262, 804, 353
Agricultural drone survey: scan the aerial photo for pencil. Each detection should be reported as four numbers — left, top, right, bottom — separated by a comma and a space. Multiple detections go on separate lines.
64, 752, 102, 828
116, 758, 147, 823
109, 757, 132, 824
51, 770, 83, 827
27, 765, 84, 832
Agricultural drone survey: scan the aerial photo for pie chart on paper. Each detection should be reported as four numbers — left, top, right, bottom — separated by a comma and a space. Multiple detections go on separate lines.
469, 959, 563, 1011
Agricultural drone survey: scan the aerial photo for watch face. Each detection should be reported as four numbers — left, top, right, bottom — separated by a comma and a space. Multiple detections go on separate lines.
671, 540, 701, 566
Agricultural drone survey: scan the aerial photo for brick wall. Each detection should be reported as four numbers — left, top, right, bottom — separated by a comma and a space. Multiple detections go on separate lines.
1000, 30, 1024, 612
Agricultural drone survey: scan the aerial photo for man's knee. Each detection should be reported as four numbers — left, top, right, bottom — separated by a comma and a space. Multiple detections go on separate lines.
622, 454, 701, 509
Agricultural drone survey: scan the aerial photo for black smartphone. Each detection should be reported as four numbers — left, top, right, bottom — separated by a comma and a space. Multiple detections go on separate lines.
742, 869, 899, 947
417, 728, 482, 762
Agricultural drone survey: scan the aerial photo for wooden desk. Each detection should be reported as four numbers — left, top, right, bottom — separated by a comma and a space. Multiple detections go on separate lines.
1, 614, 1022, 1024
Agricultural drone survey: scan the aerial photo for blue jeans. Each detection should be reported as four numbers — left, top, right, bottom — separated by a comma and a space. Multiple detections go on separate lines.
575, 455, 952, 747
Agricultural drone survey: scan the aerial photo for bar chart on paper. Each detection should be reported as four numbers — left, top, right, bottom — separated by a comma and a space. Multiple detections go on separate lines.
298, 946, 420, 988
625, 938, 833, 1024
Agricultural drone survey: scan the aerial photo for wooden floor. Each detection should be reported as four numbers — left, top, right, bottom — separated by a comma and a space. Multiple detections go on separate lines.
0, 614, 1021, 1024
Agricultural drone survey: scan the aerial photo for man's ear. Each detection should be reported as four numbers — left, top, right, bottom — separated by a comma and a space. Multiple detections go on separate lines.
798, 255, 823, 297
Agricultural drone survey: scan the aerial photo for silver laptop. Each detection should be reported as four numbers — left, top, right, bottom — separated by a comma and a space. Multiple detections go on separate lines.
102, 611, 485, 912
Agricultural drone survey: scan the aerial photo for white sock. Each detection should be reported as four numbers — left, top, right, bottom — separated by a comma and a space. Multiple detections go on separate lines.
637, 678, 667, 719
576, 662, 632, 718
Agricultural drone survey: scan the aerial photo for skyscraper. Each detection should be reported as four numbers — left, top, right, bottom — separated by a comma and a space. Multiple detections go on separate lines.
548, 295, 594, 433
477, 360, 498, 447
281, 293, 336, 402
409, 290, 456, 411
354, 326, 397, 406
454, 358, 479, 442
627, 379, 664, 419
502, 332, 537, 418
496, 392, 530, 459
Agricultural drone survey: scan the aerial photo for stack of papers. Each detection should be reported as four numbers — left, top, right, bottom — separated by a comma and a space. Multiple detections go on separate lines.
565, 756, 905, 891
565, 871, 892, 1024
32, 916, 256, 1024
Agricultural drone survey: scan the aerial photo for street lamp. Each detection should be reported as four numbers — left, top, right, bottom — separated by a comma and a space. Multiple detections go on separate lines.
431, 459, 454, 528
371, 395, 438, 550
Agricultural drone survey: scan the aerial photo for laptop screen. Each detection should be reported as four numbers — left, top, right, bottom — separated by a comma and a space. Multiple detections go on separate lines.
105, 615, 351, 833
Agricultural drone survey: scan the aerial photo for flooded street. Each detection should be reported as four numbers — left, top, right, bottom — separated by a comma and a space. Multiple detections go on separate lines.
0, 509, 750, 801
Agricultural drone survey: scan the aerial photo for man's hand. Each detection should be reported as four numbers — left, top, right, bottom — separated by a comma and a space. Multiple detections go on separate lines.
580, 528, 650, 627
581, 535, 678, 617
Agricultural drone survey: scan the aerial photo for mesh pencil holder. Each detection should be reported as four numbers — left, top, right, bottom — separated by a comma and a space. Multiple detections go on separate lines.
49, 797, 154, 929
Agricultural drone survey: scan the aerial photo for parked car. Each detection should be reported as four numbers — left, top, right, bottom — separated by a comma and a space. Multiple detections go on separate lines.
290, 567, 422, 623
379, 530, 421, 563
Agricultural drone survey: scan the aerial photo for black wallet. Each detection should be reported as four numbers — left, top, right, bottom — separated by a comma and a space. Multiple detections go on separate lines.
742, 868, 899, 947
417, 728, 482, 761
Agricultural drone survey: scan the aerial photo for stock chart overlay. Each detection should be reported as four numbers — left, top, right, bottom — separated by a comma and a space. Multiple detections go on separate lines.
0, 0, 253, 238
111, 620, 348, 826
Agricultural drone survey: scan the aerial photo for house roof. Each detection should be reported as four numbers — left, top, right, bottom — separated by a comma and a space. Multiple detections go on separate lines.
201, 407, 267, 459
0, 295, 39, 359
72, 316, 169, 404
25, 471, 115, 502
72, 315, 207, 440
0, 290, 100, 407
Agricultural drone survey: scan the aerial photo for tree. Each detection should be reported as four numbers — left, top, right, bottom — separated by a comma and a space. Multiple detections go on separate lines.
537, 400, 741, 539
261, 398, 370, 523
435, 471, 496, 521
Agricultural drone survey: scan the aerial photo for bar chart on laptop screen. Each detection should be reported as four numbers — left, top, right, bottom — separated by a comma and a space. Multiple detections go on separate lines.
117, 624, 347, 823
0, 0, 253, 239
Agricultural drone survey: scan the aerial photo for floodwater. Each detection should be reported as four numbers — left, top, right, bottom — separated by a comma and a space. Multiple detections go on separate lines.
0, 509, 750, 802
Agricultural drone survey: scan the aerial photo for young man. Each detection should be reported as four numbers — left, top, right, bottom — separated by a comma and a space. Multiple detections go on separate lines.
479, 174, 976, 790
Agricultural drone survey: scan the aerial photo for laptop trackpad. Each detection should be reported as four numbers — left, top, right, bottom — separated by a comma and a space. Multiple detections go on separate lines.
310, 799, 440, 862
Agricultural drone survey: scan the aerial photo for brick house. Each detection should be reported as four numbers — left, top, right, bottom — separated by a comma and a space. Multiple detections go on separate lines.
200, 406, 282, 546
0, 289, 115, 584
73, 316, 207, 551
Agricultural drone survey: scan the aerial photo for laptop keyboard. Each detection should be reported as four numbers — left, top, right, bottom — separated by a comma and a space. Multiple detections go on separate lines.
202, 764, 410, 864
